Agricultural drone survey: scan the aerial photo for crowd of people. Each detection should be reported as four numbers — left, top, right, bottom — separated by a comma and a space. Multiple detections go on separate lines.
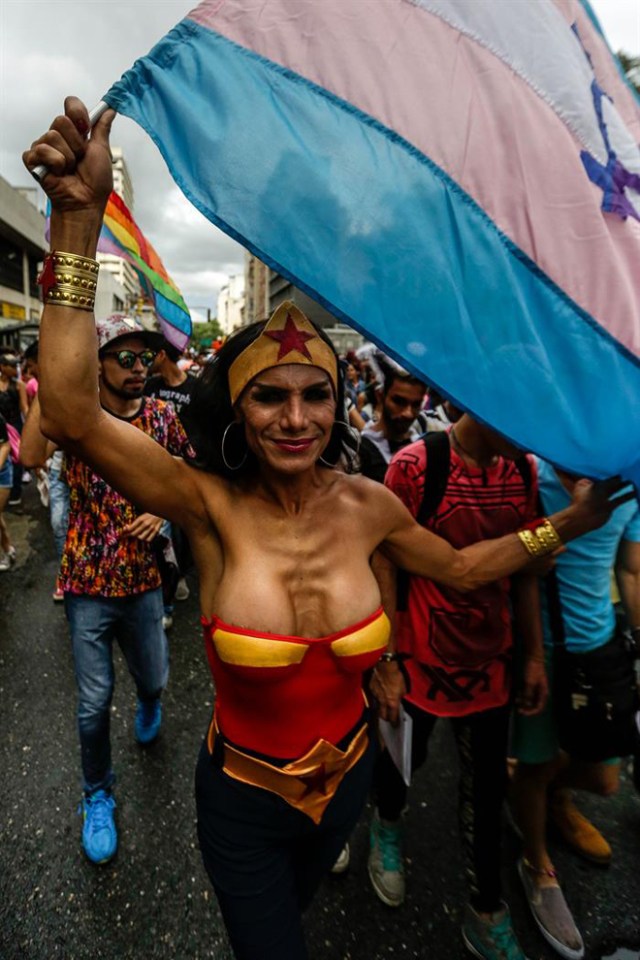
3, 96, 637, 960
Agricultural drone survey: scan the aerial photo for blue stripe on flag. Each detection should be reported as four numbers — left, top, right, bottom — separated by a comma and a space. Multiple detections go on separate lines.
152, 289, 192, 338
106, 20, 640, 488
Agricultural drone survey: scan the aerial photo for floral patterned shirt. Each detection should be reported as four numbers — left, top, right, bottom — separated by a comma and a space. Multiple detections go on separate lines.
60, 397, 189, 597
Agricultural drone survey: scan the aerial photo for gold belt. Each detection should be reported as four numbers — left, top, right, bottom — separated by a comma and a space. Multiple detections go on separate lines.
208, 715, 369, 825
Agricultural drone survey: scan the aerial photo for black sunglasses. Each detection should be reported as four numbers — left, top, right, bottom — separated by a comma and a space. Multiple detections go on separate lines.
102, 349, 157, 369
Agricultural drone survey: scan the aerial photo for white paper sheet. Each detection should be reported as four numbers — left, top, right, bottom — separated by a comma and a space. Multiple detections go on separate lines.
379, 704, 413, 787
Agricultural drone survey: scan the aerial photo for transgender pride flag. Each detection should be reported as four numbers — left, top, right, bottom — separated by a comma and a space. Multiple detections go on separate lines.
105, 0, 640, 487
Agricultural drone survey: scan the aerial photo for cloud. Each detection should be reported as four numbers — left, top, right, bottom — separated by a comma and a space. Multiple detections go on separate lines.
1, 0, 245, 316
590, 0, 640, 54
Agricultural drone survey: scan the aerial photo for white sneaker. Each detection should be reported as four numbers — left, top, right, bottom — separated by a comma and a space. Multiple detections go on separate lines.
330, 843, 350, 874
162, 614, 174, 631
0, 553, 10, 572
174, 577, 190, 601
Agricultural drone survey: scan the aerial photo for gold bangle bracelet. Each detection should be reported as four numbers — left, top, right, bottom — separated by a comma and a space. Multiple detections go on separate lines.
45, 286, 95, 311
51, 251, 99, 276
55, 271, 98, 287
52, 276, 98, 297
534, 518, 563, 551
518, 529, 541, 557
518, 518, 563, 558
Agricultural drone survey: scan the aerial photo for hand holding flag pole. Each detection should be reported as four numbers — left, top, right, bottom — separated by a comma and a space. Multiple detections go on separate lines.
27, 96, 191, 349
30, 101, 110, 183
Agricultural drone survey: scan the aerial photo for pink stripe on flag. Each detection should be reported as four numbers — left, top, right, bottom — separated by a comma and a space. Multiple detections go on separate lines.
188, 0, 640, 356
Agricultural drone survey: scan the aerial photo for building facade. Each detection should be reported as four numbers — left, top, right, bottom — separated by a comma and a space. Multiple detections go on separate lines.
217, 274, 245, 334
0, 178, 46, 350
243, 251, 364, 354
94, 271, 127, 322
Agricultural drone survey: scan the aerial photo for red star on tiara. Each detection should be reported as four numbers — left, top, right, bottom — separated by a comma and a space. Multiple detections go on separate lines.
265, 313, 316, 361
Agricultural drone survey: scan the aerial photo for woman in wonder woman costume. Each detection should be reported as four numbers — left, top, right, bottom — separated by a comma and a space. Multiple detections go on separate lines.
24, 99, 631, 960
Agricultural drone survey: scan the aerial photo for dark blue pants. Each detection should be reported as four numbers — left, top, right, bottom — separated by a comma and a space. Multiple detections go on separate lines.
195, 730, 376, 960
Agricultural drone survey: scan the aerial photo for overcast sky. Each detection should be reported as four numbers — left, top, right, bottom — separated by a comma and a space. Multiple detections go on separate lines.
1, 0, 638, 320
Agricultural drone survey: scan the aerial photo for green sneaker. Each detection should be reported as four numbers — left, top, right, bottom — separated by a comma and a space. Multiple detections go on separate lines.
367, 813, 405, 906
462, 903, 529, 960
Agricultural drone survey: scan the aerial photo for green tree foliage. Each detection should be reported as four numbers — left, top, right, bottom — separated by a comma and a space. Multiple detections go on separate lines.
192, 318, 224, 348
617, 51, 640, 94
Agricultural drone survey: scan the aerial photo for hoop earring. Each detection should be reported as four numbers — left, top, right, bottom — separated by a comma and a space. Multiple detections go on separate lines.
221, 421, 248, 471
318, 420, 361, 466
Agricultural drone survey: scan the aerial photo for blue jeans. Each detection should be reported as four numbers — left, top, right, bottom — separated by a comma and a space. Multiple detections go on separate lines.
0, 460, 12, 489
65, 589, 169, 794
48, 457, 70, 559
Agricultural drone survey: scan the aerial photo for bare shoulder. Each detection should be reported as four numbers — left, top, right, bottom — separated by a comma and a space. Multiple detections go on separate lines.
170, 458, 230, 532
334, 471, 409, 526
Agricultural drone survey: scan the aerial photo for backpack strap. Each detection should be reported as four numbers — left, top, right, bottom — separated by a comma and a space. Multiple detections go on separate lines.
514, 454, 533, 495
416, 431, 450, 525
396, 430, 451, 612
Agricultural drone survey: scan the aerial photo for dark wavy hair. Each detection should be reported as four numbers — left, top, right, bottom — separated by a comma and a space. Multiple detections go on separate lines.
185, 318, 358, 479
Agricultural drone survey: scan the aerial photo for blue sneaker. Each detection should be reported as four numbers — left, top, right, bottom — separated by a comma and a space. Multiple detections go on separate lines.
135, 698, 162, 744
81, 790, 117, 865
462, 903, 529, 960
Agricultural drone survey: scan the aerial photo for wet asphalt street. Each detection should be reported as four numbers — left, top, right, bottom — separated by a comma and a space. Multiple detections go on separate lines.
1, 488, 639, 960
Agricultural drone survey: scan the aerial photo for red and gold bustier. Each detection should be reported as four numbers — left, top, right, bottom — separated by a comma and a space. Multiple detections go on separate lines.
202, 607, 390, 759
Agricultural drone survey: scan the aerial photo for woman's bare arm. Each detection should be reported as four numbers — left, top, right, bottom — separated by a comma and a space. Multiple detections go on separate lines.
22, 97, 208, 531
20, 394, 52, 468
373, 477, 634, 592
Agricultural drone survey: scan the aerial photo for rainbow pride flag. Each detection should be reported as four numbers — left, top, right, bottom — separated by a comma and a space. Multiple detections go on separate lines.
99, 191, 191, 350
47, 192, 192, 349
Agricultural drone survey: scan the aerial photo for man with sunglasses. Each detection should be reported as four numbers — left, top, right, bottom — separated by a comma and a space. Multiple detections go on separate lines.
24, 314, 191, 866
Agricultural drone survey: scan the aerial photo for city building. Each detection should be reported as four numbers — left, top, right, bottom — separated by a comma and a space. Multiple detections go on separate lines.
243, 252, 364, 353
217, 273, 245, 334
0, 176, 46, 351
94, 271, 127, 321
244, 254, 271, 324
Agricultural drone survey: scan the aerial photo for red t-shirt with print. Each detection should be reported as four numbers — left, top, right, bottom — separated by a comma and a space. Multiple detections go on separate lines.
385, 435, 537, 717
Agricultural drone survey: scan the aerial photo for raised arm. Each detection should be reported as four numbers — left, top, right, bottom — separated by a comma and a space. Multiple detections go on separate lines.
374, 477, 634, 592
22, 98, 205, 530
20, 394, 56, 468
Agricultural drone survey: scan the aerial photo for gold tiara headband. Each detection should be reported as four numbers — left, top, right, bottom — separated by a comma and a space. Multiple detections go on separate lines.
228, 301, 338, 405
